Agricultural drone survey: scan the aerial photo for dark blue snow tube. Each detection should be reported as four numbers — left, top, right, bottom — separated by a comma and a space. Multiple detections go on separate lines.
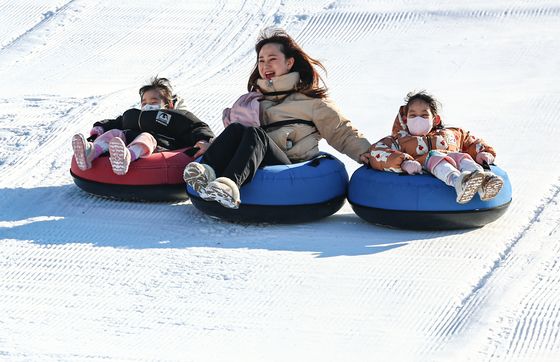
348, 165, 512, 230
186, 153, 348, 223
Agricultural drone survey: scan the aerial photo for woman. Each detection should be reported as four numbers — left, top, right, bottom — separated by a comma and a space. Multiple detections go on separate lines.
183, 29, 371, 208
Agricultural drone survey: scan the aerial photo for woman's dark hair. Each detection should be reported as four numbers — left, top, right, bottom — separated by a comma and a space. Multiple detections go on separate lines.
248, 28, 328, 99
139, 77, 174, 107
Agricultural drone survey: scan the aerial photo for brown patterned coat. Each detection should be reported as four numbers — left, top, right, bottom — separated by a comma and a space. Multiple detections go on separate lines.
368, 106, 496, 172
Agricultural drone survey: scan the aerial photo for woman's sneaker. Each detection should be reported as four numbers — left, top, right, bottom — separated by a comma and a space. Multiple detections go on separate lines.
108, 137, 131, 175
72, 134, 94, 171
200, 177, 240, 209
454, 170, 485, 204
183, 162, 216, 193
478, 172, 504, 201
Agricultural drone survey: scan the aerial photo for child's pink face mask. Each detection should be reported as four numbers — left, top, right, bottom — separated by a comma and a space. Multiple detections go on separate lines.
407, 116, 433, 136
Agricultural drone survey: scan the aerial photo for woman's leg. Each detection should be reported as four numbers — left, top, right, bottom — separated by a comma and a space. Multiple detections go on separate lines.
184, 123, 247, 193
221, 126, 291, 187
201, 123, 247, 176
195, 124, 291, 209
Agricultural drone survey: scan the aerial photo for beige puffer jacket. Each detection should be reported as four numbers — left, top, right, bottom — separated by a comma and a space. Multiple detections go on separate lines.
257, 72, 370, 162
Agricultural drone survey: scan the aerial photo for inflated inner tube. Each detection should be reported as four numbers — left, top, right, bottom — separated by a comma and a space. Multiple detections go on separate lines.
186, 153, 349, 223
70, 148, 195, 201
348, 165, 512, 230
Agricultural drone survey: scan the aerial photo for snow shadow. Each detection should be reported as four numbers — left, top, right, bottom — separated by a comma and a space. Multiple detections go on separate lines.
0, 185, 473, 257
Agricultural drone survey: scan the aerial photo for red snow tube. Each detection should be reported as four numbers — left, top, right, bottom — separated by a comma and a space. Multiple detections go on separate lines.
70, 148, 195, 201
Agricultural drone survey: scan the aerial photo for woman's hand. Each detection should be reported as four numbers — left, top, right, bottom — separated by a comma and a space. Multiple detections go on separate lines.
193, 140, 211, 158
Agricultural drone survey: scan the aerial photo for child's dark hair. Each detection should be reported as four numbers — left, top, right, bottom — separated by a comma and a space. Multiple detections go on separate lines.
404, 91, 443, 128
139, 77, 174, 107
404, 90, 441, 116
248, 28, 328, 99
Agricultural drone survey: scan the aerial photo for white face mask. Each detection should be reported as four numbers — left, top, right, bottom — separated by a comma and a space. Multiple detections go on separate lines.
142, 104, 162, 111
407, 116, 433, 136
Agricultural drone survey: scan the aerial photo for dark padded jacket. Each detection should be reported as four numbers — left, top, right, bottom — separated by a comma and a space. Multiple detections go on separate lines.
93, 108, 214, 150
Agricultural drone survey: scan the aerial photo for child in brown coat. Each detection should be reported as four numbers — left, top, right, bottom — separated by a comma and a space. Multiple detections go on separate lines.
367, 91, 503, 204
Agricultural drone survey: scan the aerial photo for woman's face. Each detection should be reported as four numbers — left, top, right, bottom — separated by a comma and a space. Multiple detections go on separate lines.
141, 89, 166, 109
258, 43, 294, 80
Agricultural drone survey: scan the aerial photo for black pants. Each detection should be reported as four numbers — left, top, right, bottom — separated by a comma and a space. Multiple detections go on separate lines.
202, 123, 291, 186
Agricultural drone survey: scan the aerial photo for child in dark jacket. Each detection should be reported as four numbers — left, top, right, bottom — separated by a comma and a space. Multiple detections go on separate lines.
71, 77, 214, 175
367, 91, 504, 204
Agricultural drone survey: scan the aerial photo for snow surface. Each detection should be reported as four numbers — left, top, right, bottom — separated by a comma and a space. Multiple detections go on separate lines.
1, 0, 560, 361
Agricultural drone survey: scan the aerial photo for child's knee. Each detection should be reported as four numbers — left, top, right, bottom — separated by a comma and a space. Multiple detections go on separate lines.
425, 150, 455, 172
447, 152, 473, 165
100, 129, 125, 141
129, 132, 157, 156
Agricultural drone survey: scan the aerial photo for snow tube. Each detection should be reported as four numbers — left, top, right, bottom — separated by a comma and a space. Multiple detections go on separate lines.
70, 148, 196, 201
186, 153, 348, 223
348, 165, 512, 230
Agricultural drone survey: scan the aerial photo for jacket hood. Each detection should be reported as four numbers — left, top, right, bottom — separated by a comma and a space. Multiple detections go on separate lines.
172, 95, 188, 111
391, 105, 408, 137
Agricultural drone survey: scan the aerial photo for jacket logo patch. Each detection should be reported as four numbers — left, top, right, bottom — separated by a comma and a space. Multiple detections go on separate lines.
156, 111, 171, 126
446, 133, 456, 146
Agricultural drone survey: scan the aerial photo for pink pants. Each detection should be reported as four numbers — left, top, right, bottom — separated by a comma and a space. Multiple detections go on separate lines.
94, 130, 157, 158
425, 151, 482, 172
425, 151, 483, 186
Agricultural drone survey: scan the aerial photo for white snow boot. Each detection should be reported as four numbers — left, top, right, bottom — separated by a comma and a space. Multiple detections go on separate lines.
454, 170, 485, 204
183, 162, 216, 193
200, 177, 241, 209
478, 172, 504, 201
108, 137, 131, 175
72, 133, 94, 171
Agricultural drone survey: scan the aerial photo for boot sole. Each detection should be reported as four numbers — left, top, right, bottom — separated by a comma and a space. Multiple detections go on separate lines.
480, 177, 504, 201
109, 138, 130, 176
72, 134, 91, 171
200, 183, 239, 209
457, 172, 485, 204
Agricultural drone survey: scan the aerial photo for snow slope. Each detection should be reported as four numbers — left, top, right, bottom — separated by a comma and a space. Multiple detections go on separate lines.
1, 0, 559, 360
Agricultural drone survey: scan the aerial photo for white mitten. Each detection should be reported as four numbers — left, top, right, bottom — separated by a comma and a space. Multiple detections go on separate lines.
401, 160, 422, 174
476, 152, 494, 165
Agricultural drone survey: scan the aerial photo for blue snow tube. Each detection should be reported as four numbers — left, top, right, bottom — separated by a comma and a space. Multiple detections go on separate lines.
348, 165, 512, 230
186, 153, 348, 223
